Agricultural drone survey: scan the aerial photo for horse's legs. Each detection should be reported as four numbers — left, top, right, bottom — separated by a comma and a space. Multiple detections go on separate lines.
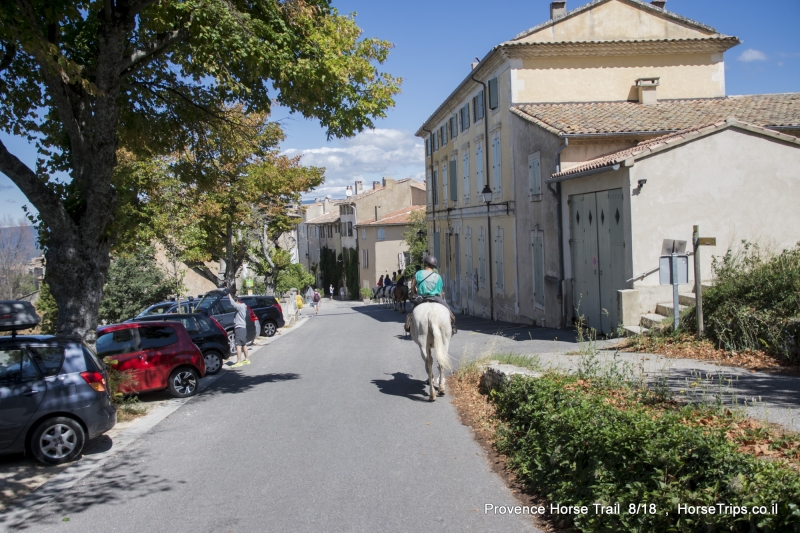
436, 361, 445, 396
426, 350, 436, 402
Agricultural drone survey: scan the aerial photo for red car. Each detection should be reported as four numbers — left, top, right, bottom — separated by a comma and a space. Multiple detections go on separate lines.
96, 322, 206, 398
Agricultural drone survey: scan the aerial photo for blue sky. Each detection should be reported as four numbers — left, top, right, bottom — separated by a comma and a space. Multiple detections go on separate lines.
1, 0, 798, 217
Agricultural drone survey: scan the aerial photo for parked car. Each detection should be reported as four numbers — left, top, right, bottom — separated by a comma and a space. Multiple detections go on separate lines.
193, 290, 259, 350
134, 299, 198, 319
130, 314, 229, 375
96, 322, 206, 398
0, 301, 116, 465
239, 295, 285, 337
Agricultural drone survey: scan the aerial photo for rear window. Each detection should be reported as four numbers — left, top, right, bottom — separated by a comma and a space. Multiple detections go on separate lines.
176, 317, 199, 334
195, 316, 213, 333
97, 328, 140, 357
82, 344, 105, 372
194, 294, 218, 313
139, 325, 178, 350
27, 345, 66, 377
217, 298, 236, 314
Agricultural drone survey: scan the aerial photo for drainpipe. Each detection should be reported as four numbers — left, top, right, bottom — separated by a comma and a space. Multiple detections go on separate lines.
548, 137, 568, 328
421, 127, 435, 261
472, 73, 494, 320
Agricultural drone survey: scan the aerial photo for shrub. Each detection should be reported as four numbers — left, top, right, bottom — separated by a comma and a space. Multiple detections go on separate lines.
703, 242, 800, 363
360, 287, 373, 299
493, 375, 800, 532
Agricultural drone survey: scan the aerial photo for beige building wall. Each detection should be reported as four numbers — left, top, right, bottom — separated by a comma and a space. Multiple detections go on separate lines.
154, 245, 219, 297
358, 225, 411, 289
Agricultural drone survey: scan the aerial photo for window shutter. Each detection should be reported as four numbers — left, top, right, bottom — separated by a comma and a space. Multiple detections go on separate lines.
533, 231, 545, 307
475, 142, 484, 195
529, 155, 541, 197
433, 232, 441, 265
432, 169, 439, 206
449, 159, 457, 203
488, 77, 498, 109
464, 103, 470, 129
463, 151, 470, 204
426, 138, 430, 156
478, 227, 486, 284
492, 135, 502, 195
441, 161, 447, 207
495, 226, 504, 289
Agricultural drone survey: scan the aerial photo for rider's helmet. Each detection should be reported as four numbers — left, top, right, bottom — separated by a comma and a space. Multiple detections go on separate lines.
423, 255, 438, 269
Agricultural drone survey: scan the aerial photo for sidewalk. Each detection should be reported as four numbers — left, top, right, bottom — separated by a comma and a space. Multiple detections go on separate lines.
353, 303, 800, 432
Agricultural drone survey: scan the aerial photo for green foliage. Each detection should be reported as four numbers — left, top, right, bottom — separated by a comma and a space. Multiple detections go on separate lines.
342, 246, 359, 300
359, 287, 373, 299
402, 208, 428, 270
702, 242, 800, 362
275, 263, 315, 295
98, 248, 179, 324
34, 282, 58, 335
319, 246, 342, 292
493, 375, 800, 532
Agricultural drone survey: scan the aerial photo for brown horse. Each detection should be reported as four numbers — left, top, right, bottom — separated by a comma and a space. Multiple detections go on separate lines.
393, 276, 409, 313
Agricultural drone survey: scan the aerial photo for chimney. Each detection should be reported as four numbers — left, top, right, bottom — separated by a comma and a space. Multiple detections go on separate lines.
471, 60, 480, 70
354, 181, 363, 195
550, 1, 566, 19
372, 181, 381, 190
650, 0, 666, 8
636, 77, 660, 105
382, 177, 396, 189
375, 206, 381, 221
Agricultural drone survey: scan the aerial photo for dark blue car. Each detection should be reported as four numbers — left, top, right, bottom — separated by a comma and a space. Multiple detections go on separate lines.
0, 302, 116, 465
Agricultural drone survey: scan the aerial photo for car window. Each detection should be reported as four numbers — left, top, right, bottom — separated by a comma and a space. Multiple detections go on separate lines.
240, 298, 255, 308
139, 325, 178, 351
26, 346, 66, 377
177, 317, 199, 334
0, 348, 40, 383
217, 298, 235, 313
194, 295, 217, 313
82, 345, 105, 372
195, 316, 213, 333
97, 328, 141, 357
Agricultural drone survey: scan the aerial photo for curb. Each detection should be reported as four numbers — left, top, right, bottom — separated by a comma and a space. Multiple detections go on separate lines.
0, 315, 311, 528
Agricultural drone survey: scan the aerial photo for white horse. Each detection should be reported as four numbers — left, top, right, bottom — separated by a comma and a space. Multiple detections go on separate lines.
409, 303, 453, 402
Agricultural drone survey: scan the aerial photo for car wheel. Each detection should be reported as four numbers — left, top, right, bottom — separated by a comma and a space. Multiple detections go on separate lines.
262, 320, 277, 337
30, 417, 85, 465
227, 331, 236, 354
168, 367, 199, 398
203, 351, 223, 375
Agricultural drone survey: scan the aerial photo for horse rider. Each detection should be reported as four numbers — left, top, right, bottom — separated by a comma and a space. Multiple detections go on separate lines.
404, 255, 457, 334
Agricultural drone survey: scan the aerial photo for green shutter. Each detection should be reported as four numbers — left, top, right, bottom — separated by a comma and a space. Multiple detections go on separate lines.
488, 78, 498, 109
449, 159, 457, 202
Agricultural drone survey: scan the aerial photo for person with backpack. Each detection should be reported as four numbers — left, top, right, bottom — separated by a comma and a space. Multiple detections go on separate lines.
312, 289, 321, 315
224, 289, 251, 367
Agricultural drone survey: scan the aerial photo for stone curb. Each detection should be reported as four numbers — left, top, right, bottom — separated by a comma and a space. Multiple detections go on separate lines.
480, 361, 543, 393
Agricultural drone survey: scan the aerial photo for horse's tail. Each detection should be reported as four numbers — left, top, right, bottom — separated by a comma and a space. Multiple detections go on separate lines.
429, 311, 453, 372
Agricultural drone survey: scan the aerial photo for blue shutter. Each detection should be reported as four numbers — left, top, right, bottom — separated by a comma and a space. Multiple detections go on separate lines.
488, 78, 498, 109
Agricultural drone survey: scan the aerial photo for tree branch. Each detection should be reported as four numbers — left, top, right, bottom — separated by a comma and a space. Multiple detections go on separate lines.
119, 26, 190, 77
0, 138, 71, 231
185, 262, 221, 287
0, 43, 17, 73
126, 0, 161, 16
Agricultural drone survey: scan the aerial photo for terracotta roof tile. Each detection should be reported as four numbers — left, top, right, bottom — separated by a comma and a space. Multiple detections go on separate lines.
512, 93, 800, 136
551, 118, 800, 178
305, 211, 341, 224
357, 205, 426, 226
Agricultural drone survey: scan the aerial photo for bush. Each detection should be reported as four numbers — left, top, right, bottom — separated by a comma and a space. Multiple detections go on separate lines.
703, 242, 800, 363
359, 287, 373, 299
493, 375, 800, 532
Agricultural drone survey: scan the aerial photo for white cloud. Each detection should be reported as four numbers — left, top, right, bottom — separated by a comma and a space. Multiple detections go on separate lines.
284, 129, 425, 199
737, 49, 768, 62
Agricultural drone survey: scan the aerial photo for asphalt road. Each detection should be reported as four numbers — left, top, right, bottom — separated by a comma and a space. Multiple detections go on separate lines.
8, 300, 543, 533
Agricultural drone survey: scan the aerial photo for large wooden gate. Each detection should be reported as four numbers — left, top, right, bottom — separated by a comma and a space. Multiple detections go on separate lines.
570, 189, 626, 334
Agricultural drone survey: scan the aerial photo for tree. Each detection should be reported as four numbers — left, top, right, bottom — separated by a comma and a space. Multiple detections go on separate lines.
34, 281, 58, 334
137, 107, 324, 290
0, 217, 39, 299
98, 247, 179, 324
0, 1, 400, 343
402, 208, 427, 275
275, 263, 315, 295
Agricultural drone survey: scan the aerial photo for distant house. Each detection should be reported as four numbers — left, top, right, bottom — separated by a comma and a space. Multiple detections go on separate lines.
355, 205, 426, 290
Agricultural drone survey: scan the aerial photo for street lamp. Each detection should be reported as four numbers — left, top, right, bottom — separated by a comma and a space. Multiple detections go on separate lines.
481, 183, 494, 320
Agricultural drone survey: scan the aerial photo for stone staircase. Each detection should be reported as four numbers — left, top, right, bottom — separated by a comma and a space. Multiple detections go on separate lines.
631, 293, 697, 334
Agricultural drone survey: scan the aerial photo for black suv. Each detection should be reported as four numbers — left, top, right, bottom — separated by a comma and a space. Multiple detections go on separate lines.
193, 290, 258, 347
239, 295, 285, 337
130, 314, 230, 375
0, 301, 116, 465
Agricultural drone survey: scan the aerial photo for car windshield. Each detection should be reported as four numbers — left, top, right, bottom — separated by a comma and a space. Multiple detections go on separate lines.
136, 302, 174, 317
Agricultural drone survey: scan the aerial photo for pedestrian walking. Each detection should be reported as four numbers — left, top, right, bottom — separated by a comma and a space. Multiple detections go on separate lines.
339, 286, 345, 300
226, 290, 251, 367
312, 289, 321, 315
329, 284, 334, 301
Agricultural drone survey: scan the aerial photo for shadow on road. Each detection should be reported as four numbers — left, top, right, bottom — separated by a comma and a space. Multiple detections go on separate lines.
661, 367, 800, 409
0, 453, 176, 530
371, 372, 431, 402
197, 371, 300, 400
